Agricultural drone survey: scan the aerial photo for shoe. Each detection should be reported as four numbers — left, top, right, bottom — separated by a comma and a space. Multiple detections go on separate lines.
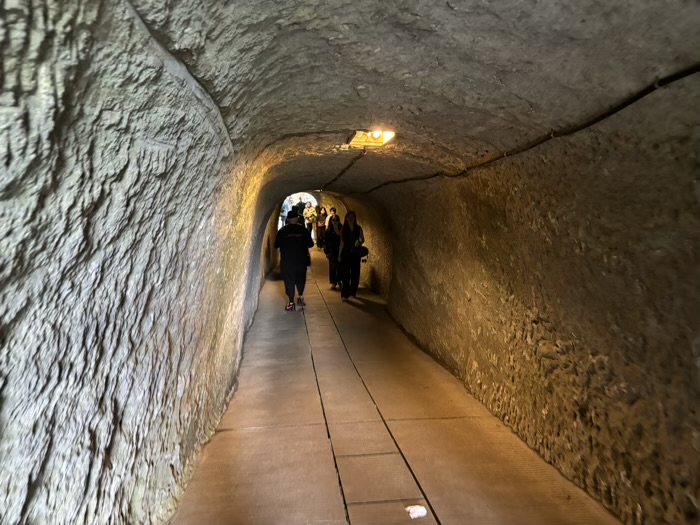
297, 296, 306, 307
341, 296, 349, 302
285, 302, 296, 311
331, 283, 337, 290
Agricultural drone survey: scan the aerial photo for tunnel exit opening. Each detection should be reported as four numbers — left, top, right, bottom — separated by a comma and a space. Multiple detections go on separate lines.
277, 191, 319, 231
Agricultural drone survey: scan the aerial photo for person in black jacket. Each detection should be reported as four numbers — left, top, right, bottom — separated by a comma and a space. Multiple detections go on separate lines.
275, 210, 314, 310
285, 204, 300, 225
338, 211, 365, 301
316, 207, 328, 249
323, 214, 342, 289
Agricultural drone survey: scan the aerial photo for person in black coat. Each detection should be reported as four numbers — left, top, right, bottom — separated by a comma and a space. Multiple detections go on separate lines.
285, 204, 300, 225
275, 210, 314, 310
338, 211, 365, 300
323, 214, 342, 289
316, 207, 328, 249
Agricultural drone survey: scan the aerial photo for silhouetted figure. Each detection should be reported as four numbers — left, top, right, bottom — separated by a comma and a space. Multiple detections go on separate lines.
285, 204, 300, 225
324, 214, 342, 289
338, 211, 365, 301
275, 210, 314, 310
316, 206, 328, 249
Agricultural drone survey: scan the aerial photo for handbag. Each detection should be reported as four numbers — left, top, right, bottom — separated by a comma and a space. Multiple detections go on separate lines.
357, 246, 369, 258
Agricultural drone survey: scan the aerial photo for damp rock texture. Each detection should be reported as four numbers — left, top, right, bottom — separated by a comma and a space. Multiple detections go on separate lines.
2, 1, 700, 525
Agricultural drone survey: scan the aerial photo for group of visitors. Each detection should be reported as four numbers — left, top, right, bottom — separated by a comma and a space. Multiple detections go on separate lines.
299, 202, 329, 249
275, 204, 365, 311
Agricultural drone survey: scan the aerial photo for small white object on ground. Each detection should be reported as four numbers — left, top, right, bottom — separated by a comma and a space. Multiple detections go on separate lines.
405, 505, 428, 519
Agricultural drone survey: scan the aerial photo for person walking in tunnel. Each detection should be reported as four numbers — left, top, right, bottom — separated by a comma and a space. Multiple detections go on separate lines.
316, 206, 328, 249
303, 202, 317, 240
324, 213, 342, 289
338, 211, 365, 301
275, 209, 314, 310
285, 204, 300, 225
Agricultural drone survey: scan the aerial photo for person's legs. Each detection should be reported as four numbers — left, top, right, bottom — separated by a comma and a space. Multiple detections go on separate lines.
316, 226, 326, 248
295, 267, 307, 296
328, 256, 337, 285
295, 267, 307, 306
340, 260, 351, 298
281, 265, 295, 304
349, 257, 361, 296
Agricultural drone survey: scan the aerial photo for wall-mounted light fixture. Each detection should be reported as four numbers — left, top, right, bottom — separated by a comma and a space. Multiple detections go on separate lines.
347, 130, 395, 148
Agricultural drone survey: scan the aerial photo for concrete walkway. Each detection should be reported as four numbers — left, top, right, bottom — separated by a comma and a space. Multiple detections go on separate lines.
170, 252, 620, 525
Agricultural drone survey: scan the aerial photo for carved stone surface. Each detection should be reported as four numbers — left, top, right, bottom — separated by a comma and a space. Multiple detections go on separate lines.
1, 3, 245, 524
380, 78, 700, 525
2, 1, 698, 524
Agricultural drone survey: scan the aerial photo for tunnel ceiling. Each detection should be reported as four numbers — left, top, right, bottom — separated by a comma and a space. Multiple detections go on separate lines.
131, 0, 699, 192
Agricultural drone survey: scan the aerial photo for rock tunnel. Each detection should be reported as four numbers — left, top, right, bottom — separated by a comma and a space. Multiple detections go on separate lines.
1, 1, 699, 524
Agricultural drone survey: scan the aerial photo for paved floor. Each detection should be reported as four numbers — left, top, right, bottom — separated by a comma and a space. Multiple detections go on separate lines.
170, 251, 620, 525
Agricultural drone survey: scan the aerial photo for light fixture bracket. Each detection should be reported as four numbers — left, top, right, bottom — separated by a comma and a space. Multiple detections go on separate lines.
347, 130, 395, 148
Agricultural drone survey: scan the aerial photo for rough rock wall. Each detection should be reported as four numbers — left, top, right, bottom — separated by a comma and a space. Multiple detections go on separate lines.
260, 204, 282, 278
378, 77, 700, 525
314, 192, 348, 222
129, 0, 700, 164
0, 3, 253, 524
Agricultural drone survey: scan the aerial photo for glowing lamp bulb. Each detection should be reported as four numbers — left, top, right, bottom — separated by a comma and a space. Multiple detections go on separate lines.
347, 129, 396, 148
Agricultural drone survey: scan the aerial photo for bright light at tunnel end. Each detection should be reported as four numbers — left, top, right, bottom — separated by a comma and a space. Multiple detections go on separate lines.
344, 129, 396, 149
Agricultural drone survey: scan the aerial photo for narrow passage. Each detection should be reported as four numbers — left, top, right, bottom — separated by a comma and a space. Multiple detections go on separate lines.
171, 252, 620, 525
